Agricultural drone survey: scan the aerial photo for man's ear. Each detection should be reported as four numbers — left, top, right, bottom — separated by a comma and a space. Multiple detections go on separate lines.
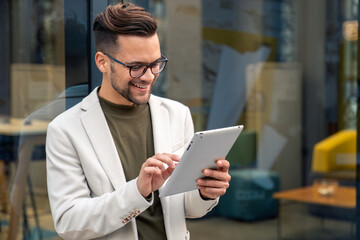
95, 52, 108, 73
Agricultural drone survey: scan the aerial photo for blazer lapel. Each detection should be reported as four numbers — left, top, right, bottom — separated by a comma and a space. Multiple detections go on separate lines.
148, 96, 172, 154
148, 96, 173, 234
80, 88, 126, 190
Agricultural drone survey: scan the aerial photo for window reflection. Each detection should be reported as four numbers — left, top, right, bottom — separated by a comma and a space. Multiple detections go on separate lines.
11, 0, 65, 118
0, 0, 358, 239
1, 0, 66, 239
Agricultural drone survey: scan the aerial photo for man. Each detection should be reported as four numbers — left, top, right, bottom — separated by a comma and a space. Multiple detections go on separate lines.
46, 3, 231, 240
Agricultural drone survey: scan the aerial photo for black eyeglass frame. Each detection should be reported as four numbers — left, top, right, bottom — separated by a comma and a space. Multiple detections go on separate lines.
104, 53, 168, 78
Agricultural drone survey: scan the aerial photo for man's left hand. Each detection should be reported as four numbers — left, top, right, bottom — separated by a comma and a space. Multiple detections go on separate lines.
196, 159, 231, 200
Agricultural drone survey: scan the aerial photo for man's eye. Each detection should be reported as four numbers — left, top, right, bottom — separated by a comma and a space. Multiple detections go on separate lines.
131, 65, 143, 70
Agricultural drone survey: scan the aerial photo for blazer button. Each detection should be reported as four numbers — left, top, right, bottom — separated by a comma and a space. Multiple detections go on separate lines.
122, 219, 128, 224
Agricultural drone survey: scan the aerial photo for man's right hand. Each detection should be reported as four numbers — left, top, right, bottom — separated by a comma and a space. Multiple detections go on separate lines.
137, 153, 180, 198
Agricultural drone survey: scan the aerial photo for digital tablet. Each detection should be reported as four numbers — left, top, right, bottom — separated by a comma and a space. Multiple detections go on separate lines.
159, 125, 243, 197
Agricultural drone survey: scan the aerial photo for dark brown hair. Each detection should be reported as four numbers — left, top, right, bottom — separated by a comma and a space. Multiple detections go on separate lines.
93, 2, 157, 53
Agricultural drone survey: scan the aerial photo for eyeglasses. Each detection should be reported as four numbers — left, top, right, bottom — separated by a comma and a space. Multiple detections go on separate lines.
104, 53, 168, 78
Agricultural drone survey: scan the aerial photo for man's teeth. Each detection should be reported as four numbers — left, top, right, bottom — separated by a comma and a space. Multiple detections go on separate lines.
133, 83, 147, 89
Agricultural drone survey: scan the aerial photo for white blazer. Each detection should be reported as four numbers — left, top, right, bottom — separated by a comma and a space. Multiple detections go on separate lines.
46, 87, 218, 240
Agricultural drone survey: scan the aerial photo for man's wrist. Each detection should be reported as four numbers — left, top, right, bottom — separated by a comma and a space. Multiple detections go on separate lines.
198, 189, 215, 201
144, 193, 152, 201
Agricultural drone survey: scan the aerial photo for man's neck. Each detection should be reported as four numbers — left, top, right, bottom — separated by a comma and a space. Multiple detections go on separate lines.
98, 84, 135, 106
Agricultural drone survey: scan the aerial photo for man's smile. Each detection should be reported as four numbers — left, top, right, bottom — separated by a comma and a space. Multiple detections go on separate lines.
132, 83, 148, 89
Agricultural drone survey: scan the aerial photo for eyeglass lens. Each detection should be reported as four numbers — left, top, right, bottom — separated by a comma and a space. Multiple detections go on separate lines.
130, 61, 166, 77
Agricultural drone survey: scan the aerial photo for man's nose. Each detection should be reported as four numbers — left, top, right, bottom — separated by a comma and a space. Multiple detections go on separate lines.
140, 67, 155, 80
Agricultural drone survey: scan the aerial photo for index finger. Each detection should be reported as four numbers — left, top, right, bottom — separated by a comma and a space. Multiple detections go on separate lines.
153, 153, 180, 168
162, 153, 181, 162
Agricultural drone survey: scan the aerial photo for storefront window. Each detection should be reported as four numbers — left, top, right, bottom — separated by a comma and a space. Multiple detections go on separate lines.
0, 0, 358, 239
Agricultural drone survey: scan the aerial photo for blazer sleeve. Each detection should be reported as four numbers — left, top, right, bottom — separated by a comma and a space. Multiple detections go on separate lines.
46, 121, 151, 240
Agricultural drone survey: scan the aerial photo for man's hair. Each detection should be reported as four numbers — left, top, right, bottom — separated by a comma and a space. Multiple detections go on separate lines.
93, 2, 157, 53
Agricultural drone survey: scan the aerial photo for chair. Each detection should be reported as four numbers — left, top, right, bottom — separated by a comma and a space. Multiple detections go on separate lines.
217, 169, 279, 221
215, 130, 280, 221
311, 129, 356, 184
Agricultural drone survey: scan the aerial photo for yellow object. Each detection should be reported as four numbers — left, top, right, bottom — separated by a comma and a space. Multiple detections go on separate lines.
202, 27, 277, 61
312, 130, 356, 173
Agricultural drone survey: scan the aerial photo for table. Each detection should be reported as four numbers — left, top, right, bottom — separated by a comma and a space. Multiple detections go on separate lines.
0, 118, 49, 136
273, 186, 356, 239
0, 117, 49, 240
273, 186, 355, 208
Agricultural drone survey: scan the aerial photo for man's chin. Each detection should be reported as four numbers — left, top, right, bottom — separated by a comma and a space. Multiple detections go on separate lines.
128, 94, 151, 105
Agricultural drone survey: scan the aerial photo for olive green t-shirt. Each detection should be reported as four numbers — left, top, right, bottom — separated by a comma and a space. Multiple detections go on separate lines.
99, 96, 166, 240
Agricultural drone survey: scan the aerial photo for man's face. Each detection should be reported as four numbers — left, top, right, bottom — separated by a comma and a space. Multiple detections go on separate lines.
107, 33, 161, 105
